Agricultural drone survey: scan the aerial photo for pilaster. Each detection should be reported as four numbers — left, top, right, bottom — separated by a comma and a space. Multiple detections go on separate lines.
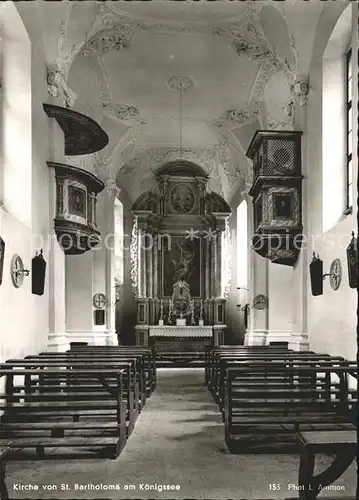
47, 118, 68, 352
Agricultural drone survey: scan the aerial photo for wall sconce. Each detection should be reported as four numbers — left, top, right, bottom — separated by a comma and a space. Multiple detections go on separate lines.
236, 303, 250, 329
310, 253, 342, 295
236, 303, 250, 311
113, 290, 121, 307
346, 232, 358, 289
32, 249, 46, 296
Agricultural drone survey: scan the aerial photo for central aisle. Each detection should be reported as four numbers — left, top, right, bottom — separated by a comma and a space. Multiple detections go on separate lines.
8, 369, 355, 500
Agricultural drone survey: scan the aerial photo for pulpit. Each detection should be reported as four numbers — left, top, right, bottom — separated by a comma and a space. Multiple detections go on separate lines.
131, 161, 230, 352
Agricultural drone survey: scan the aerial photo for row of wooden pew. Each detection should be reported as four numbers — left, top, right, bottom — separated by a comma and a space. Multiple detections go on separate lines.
0, 345, 156, 459
205, 345, 358, 500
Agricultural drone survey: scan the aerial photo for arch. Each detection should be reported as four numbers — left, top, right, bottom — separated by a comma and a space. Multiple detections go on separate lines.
154, 160, 208, 179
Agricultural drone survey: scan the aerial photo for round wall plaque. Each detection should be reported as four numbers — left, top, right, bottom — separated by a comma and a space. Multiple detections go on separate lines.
93, 292, 107, 309
10, 254, 25, 288
329, 258, 342, 291
169, 184, 195, 214
253, 294, 268, 310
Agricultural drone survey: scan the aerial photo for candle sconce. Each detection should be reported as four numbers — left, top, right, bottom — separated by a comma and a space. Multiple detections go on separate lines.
310, 253, 342, 295
10, 254, 30, 288
236, 303, 250, 312
236, 303, 250, 329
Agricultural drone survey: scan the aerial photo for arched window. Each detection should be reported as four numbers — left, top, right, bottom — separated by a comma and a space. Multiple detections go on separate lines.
322, 5, 352, 232
237, 200, 248, 290
345, 48, 353, 212
114, 198, 124, 285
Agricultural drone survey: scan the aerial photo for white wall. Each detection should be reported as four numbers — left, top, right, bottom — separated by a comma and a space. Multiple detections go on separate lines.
297, 2, 358, 359
0, 4, 51, 360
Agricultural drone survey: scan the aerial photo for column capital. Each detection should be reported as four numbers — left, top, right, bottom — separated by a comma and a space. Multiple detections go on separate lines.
104, 178, 121, 200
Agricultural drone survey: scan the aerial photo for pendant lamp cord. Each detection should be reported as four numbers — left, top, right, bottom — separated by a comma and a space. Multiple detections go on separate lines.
180, 84, 183, 160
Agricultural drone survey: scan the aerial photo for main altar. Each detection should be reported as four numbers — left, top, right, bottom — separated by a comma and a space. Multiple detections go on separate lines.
131, 160, 231, 351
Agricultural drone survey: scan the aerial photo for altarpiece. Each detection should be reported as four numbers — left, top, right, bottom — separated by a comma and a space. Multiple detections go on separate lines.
131, 161, 231, 349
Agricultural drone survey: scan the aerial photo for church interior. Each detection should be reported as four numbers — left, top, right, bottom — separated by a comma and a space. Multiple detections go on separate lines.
0, 1, 358, 499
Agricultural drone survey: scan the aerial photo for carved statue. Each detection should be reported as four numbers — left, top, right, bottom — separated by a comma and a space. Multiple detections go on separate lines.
171, 281, 191, 320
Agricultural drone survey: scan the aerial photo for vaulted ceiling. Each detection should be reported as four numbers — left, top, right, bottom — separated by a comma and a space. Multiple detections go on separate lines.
18, 0, 325, 204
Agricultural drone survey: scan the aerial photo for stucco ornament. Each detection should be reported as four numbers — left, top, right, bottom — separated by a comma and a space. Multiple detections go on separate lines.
92, 155, 120, 198
105, 177, 121, 198
217, 139, 244, 186
279, 77, 309, 126
267, 113, 292, 131
165, 75, 195, 92
213, 105, 262, 128
292, 79, 309, 107
47, 67, 77, 108
102, 103, 140, 121
82, 25, 134, 56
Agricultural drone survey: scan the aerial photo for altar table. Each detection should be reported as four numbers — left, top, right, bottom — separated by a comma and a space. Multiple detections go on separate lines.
135, 325, 226, 347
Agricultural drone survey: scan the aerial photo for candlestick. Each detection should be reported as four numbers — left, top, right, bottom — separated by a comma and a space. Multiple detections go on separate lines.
159, 298, 164, 319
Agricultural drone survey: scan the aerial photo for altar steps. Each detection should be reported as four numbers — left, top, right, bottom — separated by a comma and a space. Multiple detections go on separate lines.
155, 351, 206, 368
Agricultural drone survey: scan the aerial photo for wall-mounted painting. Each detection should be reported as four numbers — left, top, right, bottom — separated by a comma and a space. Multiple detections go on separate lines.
68, 185, 87, 218
162, 236, 201, 297
0, 236, 5, 285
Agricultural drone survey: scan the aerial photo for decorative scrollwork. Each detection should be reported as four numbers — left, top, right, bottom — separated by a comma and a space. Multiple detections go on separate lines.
82, 25, 134, 56
47, 66, 77, 108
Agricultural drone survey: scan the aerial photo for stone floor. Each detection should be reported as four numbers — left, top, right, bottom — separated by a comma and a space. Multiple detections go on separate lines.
6, 368, 357, 500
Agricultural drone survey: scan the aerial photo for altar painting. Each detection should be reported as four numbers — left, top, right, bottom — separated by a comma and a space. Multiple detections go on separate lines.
162, 236, 201, 297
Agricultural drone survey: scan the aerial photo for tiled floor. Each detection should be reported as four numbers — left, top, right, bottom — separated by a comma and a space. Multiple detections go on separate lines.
6, 368, 357, 499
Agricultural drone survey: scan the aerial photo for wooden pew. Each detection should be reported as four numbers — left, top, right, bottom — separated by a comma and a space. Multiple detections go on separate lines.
68, 345, 156, 394
35, 352, 147, 410
296, 429, 357, 500
68, 345, 156, 391
3, 357, 138, 436
205, 345, 293, 388
0, 447, 9, 500
211, 353, 343, 410
207, 348, 295, 391
224, 363, 357, 453
0, 366, 127, 458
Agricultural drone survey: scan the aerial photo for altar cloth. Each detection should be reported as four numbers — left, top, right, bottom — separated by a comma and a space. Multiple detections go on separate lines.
149, 325, 213, 337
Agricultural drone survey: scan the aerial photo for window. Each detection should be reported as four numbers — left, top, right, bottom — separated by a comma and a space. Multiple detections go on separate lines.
114, 198, 124, 284
322, 5, 352, 232
345, 48, 353, 212
236, 200, 248, 290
